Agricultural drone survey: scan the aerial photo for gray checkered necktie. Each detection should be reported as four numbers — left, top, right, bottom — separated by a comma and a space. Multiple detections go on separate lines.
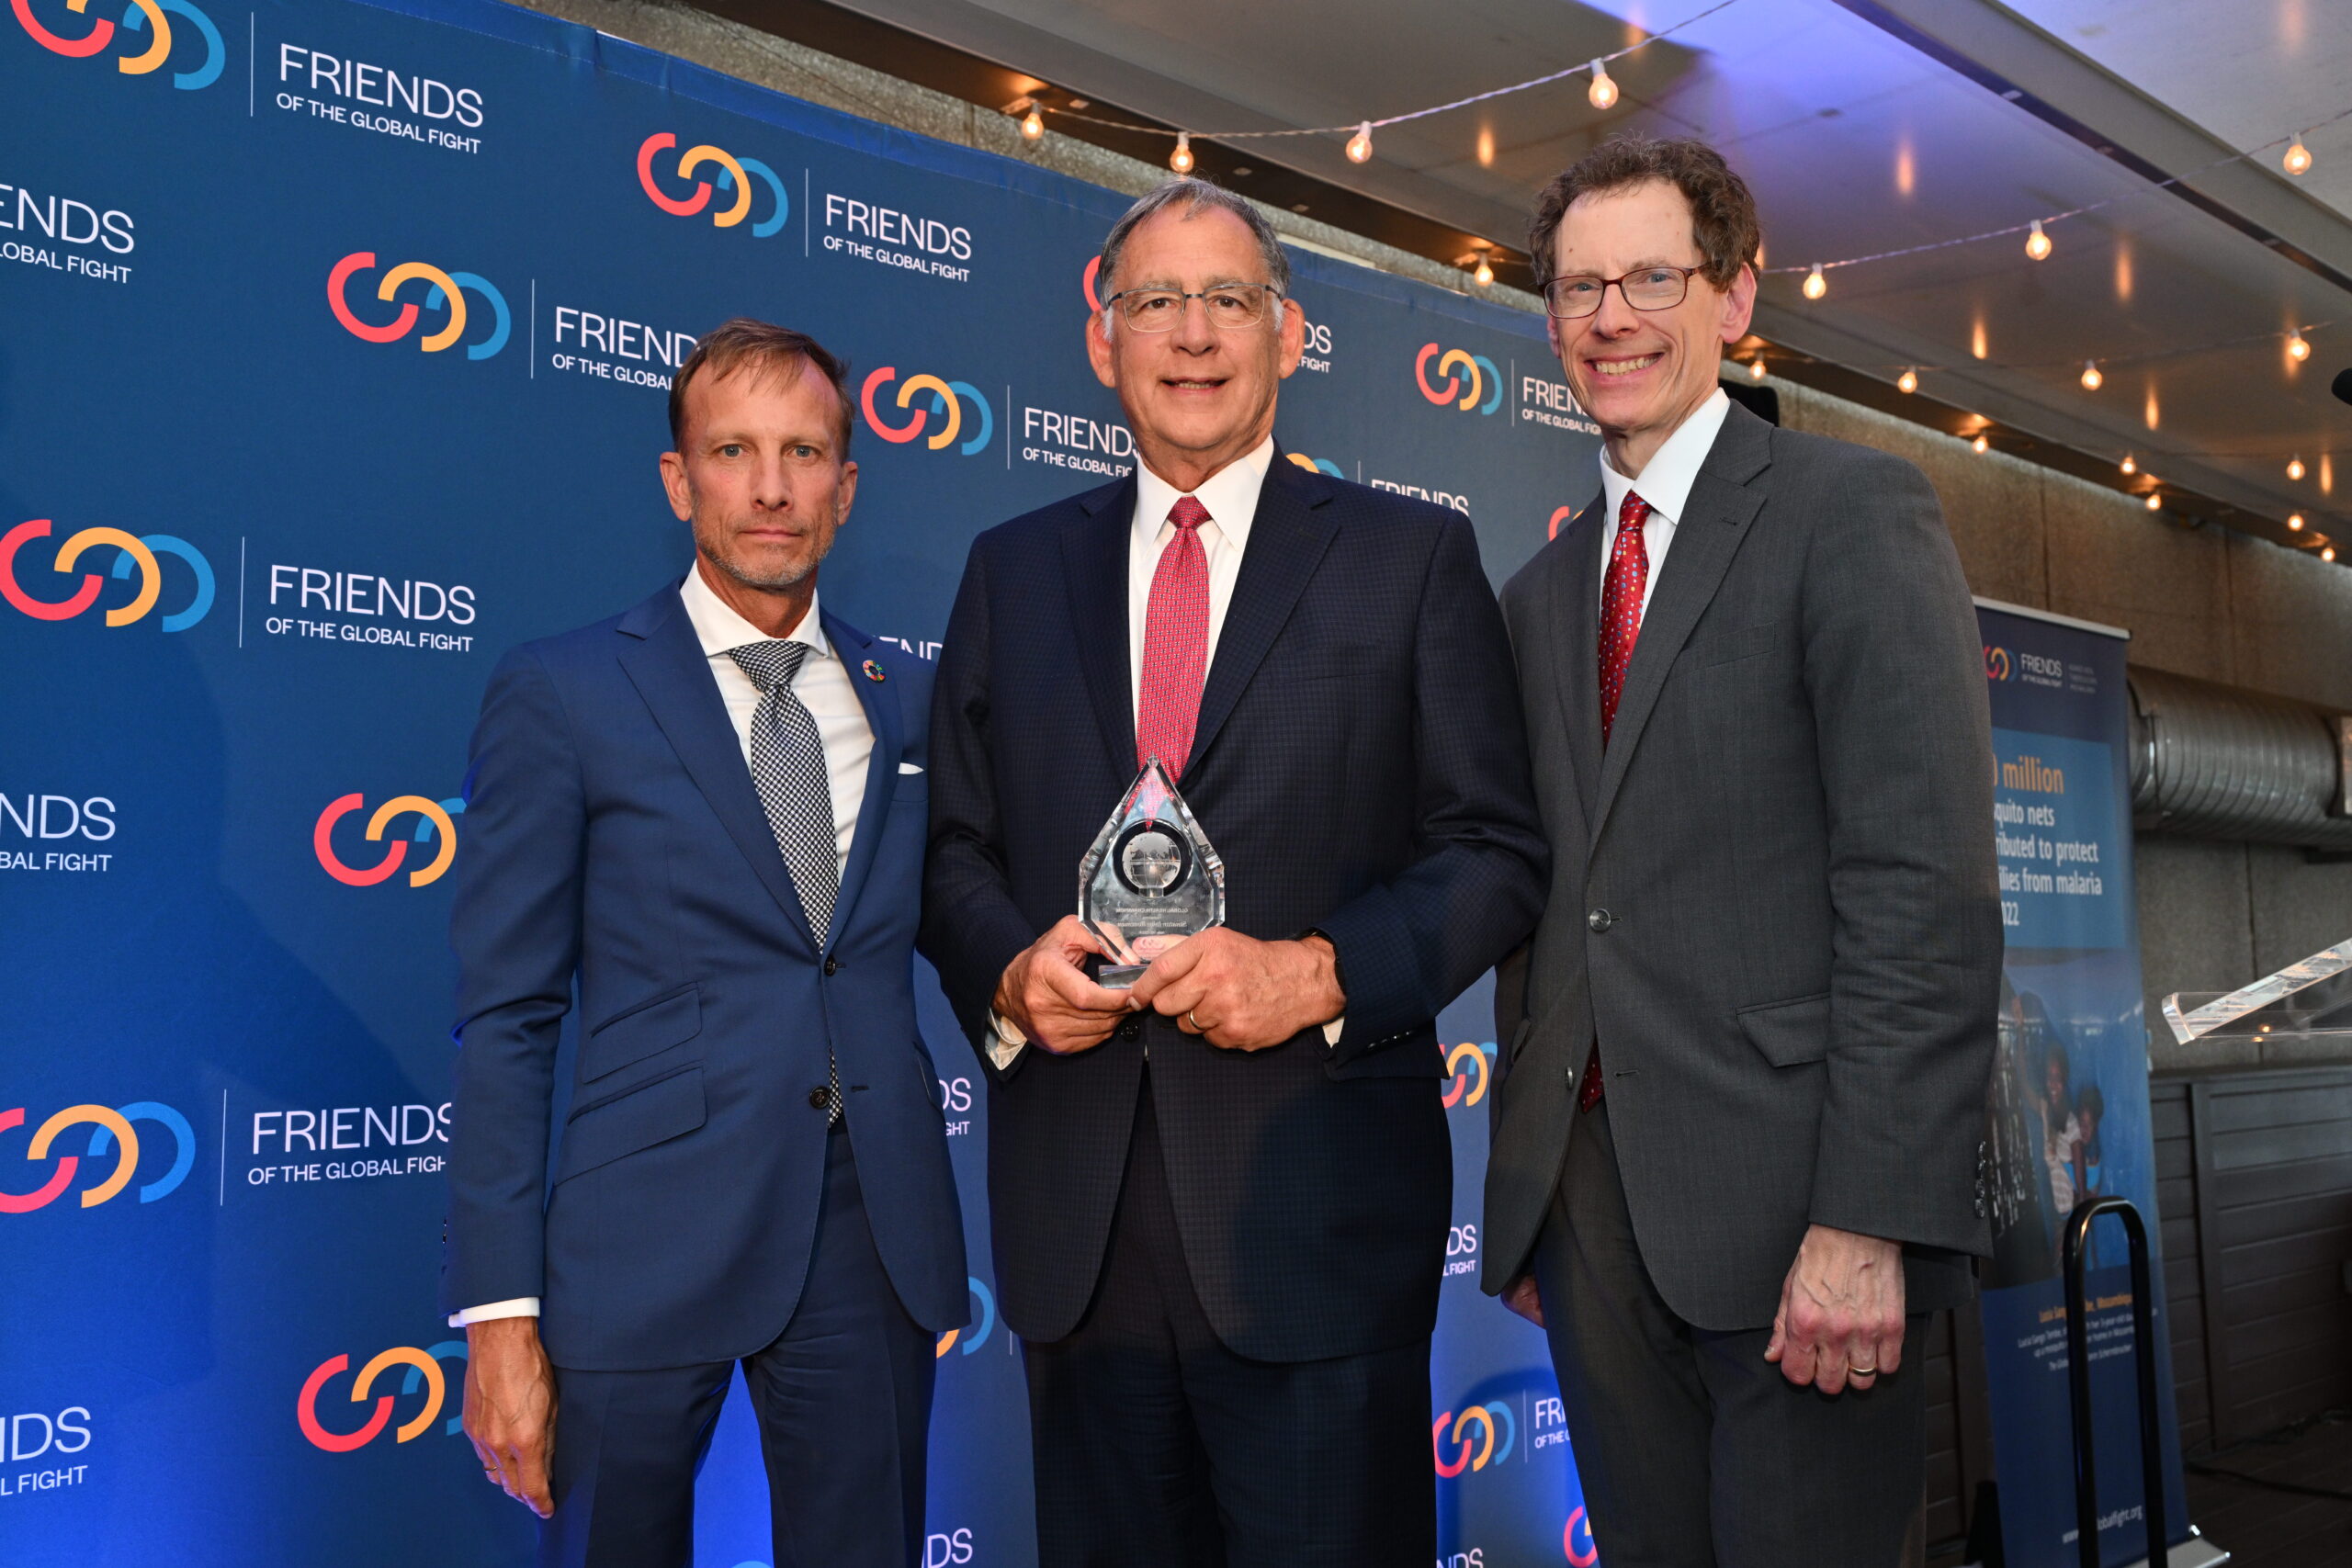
727, 637, 842, 1122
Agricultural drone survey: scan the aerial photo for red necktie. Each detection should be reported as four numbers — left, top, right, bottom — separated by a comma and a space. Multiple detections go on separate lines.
1583, 490, 1651, 1111
1136, 496, 1211, 779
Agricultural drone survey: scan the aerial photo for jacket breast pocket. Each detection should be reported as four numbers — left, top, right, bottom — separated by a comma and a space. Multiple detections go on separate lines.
1695, 622, 1779, 668
1737, 992, 1831, 1067
554, 1066, 707, 1185
581, 985, 702, 1082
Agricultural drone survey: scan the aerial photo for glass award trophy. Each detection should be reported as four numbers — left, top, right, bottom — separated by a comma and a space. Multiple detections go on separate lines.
1079, 759, 1226, 988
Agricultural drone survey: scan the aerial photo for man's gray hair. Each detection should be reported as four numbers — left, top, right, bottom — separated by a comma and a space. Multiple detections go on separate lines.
1098, 177, 1291, 319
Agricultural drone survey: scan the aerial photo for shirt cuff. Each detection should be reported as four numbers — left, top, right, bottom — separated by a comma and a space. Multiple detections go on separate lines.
449, 1297, 540, 1327
987, 1012, 1027, 1071
1323, 1016, 1344, 1047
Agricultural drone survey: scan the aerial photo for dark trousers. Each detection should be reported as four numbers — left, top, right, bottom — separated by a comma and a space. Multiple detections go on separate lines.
538, 1126, 935, 1568
1023, 1076, 1434, 1568
1533, 1098, 1926, 1568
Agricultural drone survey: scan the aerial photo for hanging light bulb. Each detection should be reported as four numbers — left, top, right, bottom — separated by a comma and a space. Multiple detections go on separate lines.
2289, 456, 2307, 480
2080, 361, 2103, 390
2120, 453, 2136, 475
1473, 254, 1494, 287
1803, 264, 1826, 300
1588, 60, 1618, 110
2288, 513, 2306, 531
2145, 491, 2164, 512
2285, 137, 2313, 175
1019, 107, 1045, 141
1973, 434, 1990, 455
2025, 219, 2052, 261
1896, 368, 1918, 394
1748, 358, 1768, 381
1169, 132, 1193, 175
1346, 121, 1374, 164
2325, 546, 2337, 563
2288, 332, 2312, 362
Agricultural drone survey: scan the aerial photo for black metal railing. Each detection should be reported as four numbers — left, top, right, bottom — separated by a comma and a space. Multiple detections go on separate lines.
2063, 1195, 2169, 1568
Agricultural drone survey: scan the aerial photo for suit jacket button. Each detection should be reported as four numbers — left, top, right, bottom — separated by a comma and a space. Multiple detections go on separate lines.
823, 956, 840, 976
1587, 908, 1614, 933
808, 1087, 832, 1111
1116, 1018, 1142, 1043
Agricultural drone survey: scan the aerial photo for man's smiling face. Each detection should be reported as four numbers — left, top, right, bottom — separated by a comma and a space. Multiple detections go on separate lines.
1086, 202, 1303, 490
1546, 178, 1754, 472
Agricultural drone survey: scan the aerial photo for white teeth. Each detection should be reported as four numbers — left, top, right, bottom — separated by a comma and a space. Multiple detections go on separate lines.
1594, 355, 1659, 377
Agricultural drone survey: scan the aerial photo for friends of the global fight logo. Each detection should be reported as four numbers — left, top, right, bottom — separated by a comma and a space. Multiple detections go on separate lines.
933, 1276, 998, 1358
297, 1341, 468, 1451
1984, 645, 2013, 682
1416, 343, 1502, 415
1, 520, 213, 630
329, 252, 510, 360
0, 1101, 194, 1213
861, 368, 994, 457
12, 0, 224, 90
1432, 1400, 1517, 1476
1442, 1042, 1493, 1109
637, 132, 788, 237
1284, 454, 1346, 479
313, 794, 463, 888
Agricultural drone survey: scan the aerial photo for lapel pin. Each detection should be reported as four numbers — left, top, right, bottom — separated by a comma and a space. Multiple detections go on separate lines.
862, 659, 886, 682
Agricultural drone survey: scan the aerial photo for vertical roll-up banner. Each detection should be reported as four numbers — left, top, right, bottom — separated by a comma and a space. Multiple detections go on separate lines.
1973, 602, 2190, 1567
2, 0, 1600, 1562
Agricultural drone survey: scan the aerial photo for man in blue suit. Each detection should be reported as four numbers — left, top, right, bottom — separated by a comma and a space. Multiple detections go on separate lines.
923, 179, 1545, 1566
442, 319, 966, 1568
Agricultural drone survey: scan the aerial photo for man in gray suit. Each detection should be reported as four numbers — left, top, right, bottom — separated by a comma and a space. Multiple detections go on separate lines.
1483, 135, 2001, 1566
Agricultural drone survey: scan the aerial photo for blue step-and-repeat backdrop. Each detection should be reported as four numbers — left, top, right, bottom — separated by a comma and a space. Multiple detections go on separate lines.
2, 0, 1609, 1562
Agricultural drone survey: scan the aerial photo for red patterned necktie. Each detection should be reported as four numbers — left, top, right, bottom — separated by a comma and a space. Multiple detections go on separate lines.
1136, 495, 1211, 778
1582, 489, 1652, 1112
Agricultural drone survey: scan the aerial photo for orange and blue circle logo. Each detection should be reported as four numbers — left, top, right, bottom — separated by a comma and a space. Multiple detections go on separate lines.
861, 367, 993, 457
636, 131, 788, 237
1432, 1400, 1516, 1476
0, 1100, 194, 1213
1442, 1043, 1493, 1109
1984, 645, 2012, 682
297, 1341, 469, 1451
329, 252, 510, 360
12, 0, 222, 89
934, 1277, 997, 1358
1416, 343, 1502, 415
1564, 1507, 1598, 1565
1284, 453, 1345, 479
1, 518, 213, 630
314, 794, 463, 888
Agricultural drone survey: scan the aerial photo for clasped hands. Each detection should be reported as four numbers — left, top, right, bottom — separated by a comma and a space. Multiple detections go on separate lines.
1503, 1223, 1905, 1396
994, 915, 1343, 1055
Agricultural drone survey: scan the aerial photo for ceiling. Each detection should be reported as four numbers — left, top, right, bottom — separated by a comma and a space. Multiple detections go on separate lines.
785, 0, 2352, 552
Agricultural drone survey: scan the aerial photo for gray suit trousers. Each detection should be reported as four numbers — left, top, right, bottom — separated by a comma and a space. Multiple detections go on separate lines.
1537, 1100, 1925, 1568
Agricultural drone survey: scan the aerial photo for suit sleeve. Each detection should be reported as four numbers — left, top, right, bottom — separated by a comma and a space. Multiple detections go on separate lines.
438, 647, 585, 1315
1799, 453, 2002, 1255
1318, 513, 1549, 1064
920, 537, 1047, 1084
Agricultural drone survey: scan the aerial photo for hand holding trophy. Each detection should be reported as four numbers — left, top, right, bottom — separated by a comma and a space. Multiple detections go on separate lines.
1079, 758, 1226, 988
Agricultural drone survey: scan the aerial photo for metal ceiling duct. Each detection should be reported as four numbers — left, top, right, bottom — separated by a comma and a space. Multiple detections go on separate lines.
2126, 666, 2352, 848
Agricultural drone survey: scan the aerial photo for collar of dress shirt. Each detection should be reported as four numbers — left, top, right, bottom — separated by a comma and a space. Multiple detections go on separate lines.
1598, 386, 1730, 527
1132, 434, 1277, 552
678, 558, 831, 664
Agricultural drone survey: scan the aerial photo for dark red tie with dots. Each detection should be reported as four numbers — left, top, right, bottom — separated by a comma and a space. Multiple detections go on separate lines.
1136, 496, 1211, 779
1581, 491, 1652, 1111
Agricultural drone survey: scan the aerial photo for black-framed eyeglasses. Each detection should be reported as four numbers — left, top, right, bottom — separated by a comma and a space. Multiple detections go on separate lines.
1103, 283, 1283, 332
1542, 264, 1705, 320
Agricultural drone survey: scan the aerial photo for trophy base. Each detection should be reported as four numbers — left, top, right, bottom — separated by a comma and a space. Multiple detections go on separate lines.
1097, 964, 1147, 990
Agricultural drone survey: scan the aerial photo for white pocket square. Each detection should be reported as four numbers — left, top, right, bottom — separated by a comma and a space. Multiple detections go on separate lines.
899, 761, 924, 774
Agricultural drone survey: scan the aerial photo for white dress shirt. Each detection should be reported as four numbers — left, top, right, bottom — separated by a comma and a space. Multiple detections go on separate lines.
452, 564, 876, 1328
991, 436, 1340, 1067
1596, 388, 1731, 624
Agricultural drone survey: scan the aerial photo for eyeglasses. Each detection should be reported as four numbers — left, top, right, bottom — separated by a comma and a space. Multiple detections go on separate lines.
1542, 264, 1705, 320
1103, 283, 1283, 332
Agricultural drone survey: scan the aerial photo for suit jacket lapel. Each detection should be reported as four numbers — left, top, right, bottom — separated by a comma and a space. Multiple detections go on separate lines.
1550, 498, 1607, 815
1061, 477, 1138, 779
1589, 406, 1772, 841
616, 586, 820, 955
823, 610, 900, 943
1187, 451, 1338, 772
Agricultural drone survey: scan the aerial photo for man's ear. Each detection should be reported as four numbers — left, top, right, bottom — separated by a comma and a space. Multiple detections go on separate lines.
659, 449, 694, 523
1274, 299, 1306, 379
1719, 263, 1758, 345
1084, 310, 1118, 389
